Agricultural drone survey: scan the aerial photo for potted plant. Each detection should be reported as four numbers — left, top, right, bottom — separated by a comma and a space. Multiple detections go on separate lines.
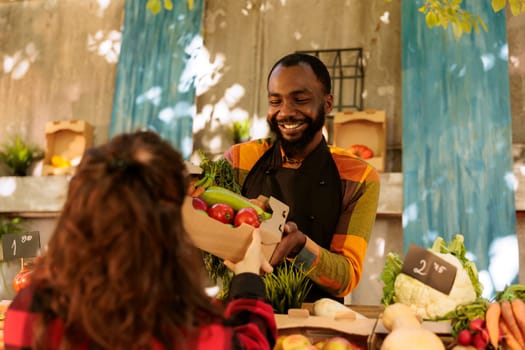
230, 119, 251, 144
0, 134, 44, 176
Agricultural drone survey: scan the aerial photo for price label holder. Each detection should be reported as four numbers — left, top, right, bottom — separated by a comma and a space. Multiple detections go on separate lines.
401, 243, 457, 295
1, 231, 41, 261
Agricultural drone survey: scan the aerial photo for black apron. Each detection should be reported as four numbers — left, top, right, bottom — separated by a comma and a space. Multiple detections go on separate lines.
242, 139, 343, 302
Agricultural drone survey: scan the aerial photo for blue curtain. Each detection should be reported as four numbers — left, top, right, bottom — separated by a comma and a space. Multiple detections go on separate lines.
110, 0, 204, 159
402, 1, 517, 297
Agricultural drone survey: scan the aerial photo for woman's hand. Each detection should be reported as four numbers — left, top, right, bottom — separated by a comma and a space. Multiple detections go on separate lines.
224, 229, 273, 275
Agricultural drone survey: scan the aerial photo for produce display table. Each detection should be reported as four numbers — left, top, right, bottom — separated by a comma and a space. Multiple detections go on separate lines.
275, 303, 454, 350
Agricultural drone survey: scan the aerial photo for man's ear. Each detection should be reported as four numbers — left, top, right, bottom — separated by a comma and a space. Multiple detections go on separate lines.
324, 94, 334, 115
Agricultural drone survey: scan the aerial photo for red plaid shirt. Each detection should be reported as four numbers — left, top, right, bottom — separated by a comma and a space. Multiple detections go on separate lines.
4, 273, 276, 350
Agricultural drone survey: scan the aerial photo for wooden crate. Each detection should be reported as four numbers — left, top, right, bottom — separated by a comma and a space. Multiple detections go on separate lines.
42, 120, 93, 176
331, 109, 387, 172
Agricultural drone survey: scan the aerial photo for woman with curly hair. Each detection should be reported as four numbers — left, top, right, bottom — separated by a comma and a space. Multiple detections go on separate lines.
4, 130, 276, 350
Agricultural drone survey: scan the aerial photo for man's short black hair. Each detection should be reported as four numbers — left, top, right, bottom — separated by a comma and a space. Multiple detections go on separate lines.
267, 53, 332, 94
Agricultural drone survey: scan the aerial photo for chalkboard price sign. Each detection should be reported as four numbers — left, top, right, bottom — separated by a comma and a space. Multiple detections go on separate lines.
401, 243, 457, 295
1, 231, 41, 261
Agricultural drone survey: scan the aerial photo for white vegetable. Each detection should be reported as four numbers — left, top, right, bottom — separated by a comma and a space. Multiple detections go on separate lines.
312, 298, 367, 319
381, 303, 445, 350
381, 303, 420, 331
393, 251, 477, 320
381, 327, 445, 350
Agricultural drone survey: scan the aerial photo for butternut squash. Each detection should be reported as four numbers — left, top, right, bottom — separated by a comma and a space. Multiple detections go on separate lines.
380, 303, 445, 350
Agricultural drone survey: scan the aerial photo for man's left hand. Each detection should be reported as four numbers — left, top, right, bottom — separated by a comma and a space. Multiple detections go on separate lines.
269, 221, 306, 266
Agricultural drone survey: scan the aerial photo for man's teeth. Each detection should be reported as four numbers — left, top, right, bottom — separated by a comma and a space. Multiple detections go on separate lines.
280, 121, 302, 129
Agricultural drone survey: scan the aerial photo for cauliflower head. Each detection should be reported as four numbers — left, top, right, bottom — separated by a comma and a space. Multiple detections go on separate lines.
380, 234, 482, 321
393, 251, 477, 319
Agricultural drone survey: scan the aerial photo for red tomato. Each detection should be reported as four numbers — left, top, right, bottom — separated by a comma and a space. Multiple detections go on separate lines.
347, 144, 374, 159
13, 266, 34, 293
234, 207, 261, 228
192, 197, 208, 212
207, 203, 235, 224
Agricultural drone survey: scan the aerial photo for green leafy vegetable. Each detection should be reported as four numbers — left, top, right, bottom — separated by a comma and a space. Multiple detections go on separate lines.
380, 234, 482, 320
195, 150, 241, 193
496, 284, 525, 302
264, 260, 312, 314
440, 297, 490, 337
430, 234, 483, 298
195, 150, 241, 300
380, 252, 403, 306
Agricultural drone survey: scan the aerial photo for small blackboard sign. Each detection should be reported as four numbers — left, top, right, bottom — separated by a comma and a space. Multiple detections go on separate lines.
1, 231, 41, 261
401, 243, 457, 295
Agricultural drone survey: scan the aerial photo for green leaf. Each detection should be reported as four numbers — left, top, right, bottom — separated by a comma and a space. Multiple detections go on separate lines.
509, 0, 524, 14
461, 19, 472, 34
425, 12, 439, 28
492, 0, 507, 12
0, 134, 43, 176
380, 252, 403, 306
164, 0, 173, 11
264, 260, 312, 313
476, 16, 488, 32
0, 217, 26, 238
146, 0, 162, 15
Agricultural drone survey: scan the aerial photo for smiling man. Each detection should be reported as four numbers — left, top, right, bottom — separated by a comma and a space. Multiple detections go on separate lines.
224, 53, 380, 302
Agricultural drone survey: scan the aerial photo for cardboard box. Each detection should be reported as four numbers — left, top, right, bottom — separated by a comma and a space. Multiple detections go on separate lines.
367, 319, 453, 349
42, 120, 93, 176
182, 195, 288, 262
331, 109, 386, 172
275, 308, 374, 348
275, 305, 454, 349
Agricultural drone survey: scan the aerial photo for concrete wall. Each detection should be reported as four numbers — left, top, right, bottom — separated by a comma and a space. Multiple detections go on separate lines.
0, 0, 124, 161
194, 0, 403, 169
1, 1, 523, 171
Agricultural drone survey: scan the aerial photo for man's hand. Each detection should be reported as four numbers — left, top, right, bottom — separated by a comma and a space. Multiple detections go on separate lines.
269, 221, 306, 266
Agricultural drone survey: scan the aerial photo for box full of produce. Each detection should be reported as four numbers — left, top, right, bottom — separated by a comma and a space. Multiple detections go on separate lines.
274, 299, 376, 349
43, 119, 93, 176
183, 152, 288, 263
182, 187, 288, 263
330, 109, 386, 172
368, 303, 452, 350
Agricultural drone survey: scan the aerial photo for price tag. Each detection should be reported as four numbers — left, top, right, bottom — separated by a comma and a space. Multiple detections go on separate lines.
1, 231, 41, 261
401, 244, 457, 295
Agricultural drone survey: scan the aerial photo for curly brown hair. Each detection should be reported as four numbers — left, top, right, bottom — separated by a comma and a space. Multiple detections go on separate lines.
31, 131, 222, 349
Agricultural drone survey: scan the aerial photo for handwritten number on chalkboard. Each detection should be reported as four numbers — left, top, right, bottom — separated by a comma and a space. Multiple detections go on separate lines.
413, 259, 428, 276
413, 258, 448, 277
433, 262, 447, 273
402, 244, 457, 295
1, 232, 40, 261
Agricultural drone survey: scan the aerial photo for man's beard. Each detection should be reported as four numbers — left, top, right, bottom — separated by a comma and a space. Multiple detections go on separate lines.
269, 105, 326, 158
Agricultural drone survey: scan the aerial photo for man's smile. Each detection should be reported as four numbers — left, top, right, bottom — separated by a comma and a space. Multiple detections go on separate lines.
277, 118, 307, 130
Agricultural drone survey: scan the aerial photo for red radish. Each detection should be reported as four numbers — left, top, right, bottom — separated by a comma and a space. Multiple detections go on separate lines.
457, 329, 473, 346
469, 318, 485, 332
479, 328, 489, 343
192, 197, 208, 211
472, 332, 488, 350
